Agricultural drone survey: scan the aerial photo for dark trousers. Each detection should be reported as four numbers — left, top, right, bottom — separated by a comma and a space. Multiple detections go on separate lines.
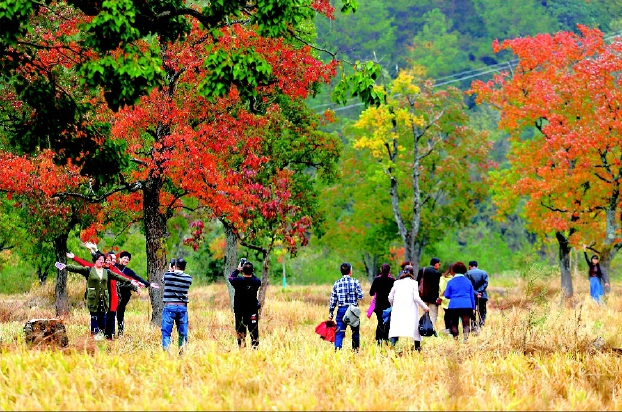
443, 308, 451, 331
117, 290, 132, 331
477, 298, 487, 326
235, 312, 259, 348
104, 311, 116, 339
374, 311, 389, 344
446, 308, 472, 339
89, 311, 107, 335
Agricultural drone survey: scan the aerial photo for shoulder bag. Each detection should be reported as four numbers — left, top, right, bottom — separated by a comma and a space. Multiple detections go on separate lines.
342, 278, 361, 327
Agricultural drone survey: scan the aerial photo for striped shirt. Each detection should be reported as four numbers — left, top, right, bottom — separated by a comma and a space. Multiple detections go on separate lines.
329, 275, 363, 318
162, 270, 192, 303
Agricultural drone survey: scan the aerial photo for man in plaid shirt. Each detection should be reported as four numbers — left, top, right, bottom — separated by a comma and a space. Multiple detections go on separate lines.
328, 262, 364, 350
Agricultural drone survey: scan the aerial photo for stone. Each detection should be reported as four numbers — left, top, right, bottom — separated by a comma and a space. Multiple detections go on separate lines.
23, 318, 69, 348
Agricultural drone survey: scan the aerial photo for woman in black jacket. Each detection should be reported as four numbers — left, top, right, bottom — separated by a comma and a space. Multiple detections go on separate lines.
369, 263, 395, 345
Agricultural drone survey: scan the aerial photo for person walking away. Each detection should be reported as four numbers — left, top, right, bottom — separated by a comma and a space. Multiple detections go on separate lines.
438, 263, 455, 334
55, 253, 144, 340
229, 260, 262, 348
417, 257, 443, 333
443, 262, 476, 343
466, 260, 489, 327
161, 258, 192, 354
388, 265, 430, 351
583, 245, 609, 303
329, 262, 364, 351
369, 263, 395, 345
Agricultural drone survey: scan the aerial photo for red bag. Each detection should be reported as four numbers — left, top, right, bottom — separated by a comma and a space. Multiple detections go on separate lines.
315, 320, 337, 343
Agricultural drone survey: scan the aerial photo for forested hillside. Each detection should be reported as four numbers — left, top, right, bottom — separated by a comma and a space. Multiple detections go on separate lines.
2, 0, 622, 295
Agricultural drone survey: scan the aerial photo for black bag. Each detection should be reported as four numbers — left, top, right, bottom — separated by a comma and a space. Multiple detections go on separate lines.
418, 312, 435, 337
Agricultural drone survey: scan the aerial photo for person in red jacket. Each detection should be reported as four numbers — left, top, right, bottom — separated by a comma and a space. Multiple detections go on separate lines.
67, 249, 144, 339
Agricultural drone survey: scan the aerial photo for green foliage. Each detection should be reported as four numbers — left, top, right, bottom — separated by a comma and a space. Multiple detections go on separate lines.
0, 0, 34, 47
332, 61, 383, 106
199, 48, 273, 102
410, 9, 472, 78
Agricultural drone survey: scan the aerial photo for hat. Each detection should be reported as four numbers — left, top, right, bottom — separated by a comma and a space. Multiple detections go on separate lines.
469, 260, 478, 267
430, 257, 440, 266
591, 255, 599, 261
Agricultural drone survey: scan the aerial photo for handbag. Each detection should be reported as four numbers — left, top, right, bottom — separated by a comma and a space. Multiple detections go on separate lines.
418, 267, 426, 296
342, 279, 361, 327
418, 312, 435, 337
367, 295, 376, 318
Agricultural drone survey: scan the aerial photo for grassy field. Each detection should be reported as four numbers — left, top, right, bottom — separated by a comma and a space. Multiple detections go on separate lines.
1, 267, 622, 410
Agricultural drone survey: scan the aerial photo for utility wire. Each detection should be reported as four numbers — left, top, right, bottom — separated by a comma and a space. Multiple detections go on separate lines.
314, 30, 622, 113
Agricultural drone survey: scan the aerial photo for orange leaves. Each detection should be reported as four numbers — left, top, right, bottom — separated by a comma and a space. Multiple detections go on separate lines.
476, 27, 622, 246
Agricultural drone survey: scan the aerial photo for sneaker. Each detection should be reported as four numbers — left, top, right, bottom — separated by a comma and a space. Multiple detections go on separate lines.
117, 329, 124, 337
94, 332, 105, 341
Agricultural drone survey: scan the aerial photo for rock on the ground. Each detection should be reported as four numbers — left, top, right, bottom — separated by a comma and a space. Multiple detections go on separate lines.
23, 319, 69, 347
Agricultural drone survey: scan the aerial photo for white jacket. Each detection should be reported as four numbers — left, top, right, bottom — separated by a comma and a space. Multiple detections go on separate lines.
388, 278, 429, 341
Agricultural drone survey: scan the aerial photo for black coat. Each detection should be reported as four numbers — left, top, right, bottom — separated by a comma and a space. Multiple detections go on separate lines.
416, 266, 442, 304
584, 252, 608, 283
369, 275, 395, 313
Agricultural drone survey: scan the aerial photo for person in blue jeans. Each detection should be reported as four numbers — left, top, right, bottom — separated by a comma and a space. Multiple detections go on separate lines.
583, 245, 610, 303
328, 262, 364, 351
161, 258, 192, 353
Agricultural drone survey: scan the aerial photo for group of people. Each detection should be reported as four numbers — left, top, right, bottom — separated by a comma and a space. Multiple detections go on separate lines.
54, 244, 609, 353
329, 258, 489, 351
56, 243, 158, 341
54, 247, 262, 353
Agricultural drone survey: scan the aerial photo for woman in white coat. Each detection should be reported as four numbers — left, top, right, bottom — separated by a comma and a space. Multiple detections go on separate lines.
388, 265, 430, 351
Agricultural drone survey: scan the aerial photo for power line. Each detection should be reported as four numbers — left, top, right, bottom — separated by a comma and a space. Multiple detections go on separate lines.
314, 30, 622, 113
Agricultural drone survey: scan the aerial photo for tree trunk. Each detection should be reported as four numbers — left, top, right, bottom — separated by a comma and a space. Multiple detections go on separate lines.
258, 246, 272, 316
362, 252, 378, 283
555, 231, 573, 299
411, 239, 426, 274
143, 176, 167, 326
53, 234, 69, 316
37, 265, 49, 285
222, 221, 237, 311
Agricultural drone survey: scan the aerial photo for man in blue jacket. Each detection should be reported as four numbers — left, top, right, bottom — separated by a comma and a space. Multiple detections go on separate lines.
466, 260, 489, 327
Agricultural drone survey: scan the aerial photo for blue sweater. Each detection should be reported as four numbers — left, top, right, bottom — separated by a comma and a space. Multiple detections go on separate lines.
444, 275, 476, 309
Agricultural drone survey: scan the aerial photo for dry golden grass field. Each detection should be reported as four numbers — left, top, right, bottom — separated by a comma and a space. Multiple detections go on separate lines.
1, 269, 622, 411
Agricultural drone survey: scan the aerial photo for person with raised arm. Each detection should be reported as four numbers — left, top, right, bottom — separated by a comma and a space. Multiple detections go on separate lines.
56, 252, 146, 340
84, 242, 158, 336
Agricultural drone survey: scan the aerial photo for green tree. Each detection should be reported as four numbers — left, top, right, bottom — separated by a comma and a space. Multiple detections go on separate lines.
410, 9, 472, 79
352, 69, 492, 270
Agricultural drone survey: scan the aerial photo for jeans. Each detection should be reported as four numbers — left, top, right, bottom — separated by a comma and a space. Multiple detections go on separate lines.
104, 311, 116, 339
335, 306, 359, 350
89, 311, 107, 335
161, 305, 189, 350
590, 277, 603, 303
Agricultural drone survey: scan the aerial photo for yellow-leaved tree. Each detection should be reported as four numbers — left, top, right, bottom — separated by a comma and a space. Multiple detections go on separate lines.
353, 67, 493, 270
